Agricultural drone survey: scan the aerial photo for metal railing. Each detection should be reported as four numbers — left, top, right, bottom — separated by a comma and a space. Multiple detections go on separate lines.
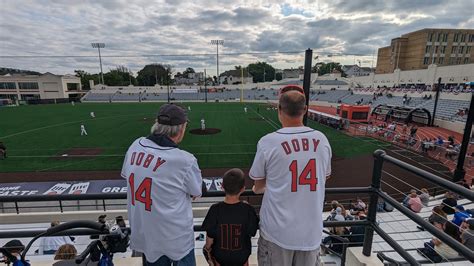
0, 150, 473, 265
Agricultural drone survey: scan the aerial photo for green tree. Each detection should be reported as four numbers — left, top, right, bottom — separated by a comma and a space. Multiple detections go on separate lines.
247, 62, 275, 83
74, 70, 99, 90
136, 64, 173, 86
103, 66, 137, 86
312, 62, 346, 77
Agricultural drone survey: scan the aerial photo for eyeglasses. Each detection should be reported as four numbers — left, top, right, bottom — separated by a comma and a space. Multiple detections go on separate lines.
279, 85, 305, 96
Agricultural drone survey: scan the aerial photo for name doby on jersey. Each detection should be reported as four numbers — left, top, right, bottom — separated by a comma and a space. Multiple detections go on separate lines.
129, 151, 166, 171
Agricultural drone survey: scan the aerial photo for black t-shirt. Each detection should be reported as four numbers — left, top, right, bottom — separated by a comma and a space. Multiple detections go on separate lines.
202, 201, 259, 266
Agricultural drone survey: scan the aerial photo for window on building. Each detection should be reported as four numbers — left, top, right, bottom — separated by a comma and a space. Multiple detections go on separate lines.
451, 46, 458, 54
18, 82, 39, 90
467, 46, 472, 54
453, 33, 459, 42
460, 33, 466, 42
441, 46, 446, 54
449, 57, 456, 65
436, 32, 441, 42
67, 83, 79, 90
434, 46, 439, 54
470, 34, 474, 42
464, 58, 470, 64
456, 57, 462, 64
428, 32, 433, 42
459, 46, 464, 54
443, 33, 449, 42
438, 57, 444, 64
0, 82, 16, 90
423, 57, 430, 65
425, 46, 431, 53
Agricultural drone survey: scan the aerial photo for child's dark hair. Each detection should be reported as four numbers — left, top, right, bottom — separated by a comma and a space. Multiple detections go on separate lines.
222, 168, 245, 195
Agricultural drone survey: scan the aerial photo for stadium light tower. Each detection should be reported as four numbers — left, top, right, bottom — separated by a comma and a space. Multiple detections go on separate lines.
210, 40, 224, 85
91, 43, 105, 85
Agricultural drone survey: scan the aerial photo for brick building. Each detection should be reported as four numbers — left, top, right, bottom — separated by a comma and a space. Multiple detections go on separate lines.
376, 28, 474, 74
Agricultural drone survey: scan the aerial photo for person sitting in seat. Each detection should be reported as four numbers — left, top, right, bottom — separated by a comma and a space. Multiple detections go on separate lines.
418, 221, 460, 263
461, 218, 474, 251
441, 192, 458, 215
452, 205, 471, 226
1, 239, 25, 264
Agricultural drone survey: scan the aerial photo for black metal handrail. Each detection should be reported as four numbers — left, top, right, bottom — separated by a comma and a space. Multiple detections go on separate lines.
1, 149, 473, 265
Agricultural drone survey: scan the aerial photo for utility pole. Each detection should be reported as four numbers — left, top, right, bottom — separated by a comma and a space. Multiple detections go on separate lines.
302, 49, 313, 125
210, 40, 224, 85
91, 43, 105, 85
204, 69, 208, 103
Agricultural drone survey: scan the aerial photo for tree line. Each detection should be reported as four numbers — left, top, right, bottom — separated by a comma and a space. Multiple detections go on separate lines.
75, 61, 346, 90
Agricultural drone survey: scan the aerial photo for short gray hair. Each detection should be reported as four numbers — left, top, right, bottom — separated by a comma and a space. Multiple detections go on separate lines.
151, 122, 185, 138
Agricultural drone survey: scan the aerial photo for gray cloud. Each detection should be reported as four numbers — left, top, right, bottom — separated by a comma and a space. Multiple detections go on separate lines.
0, 0, 472, 75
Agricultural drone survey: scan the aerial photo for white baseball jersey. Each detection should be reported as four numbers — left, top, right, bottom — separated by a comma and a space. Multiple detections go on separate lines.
250, 126, 332, 250
201, 119, 205, 129
121, 137, 203, 262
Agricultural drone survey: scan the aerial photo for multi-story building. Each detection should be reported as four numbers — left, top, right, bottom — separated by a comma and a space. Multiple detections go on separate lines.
376, 28, 474, 74
219, 70, 253, 84
0, 73, 82, 101
174, 72, 204, 85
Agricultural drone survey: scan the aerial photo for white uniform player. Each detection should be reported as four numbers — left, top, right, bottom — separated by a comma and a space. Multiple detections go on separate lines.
201, 118, 206, 130
188, 106, 191, 111
121, 104, 202, 264
90, 112, 95, 118
80, 124, 88, 136
71, 101, 75, 106
244, 107, 248, 113
250, 88, 332, 265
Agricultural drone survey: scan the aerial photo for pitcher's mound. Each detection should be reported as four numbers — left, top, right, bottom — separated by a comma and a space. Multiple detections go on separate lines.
189, 128, 222, 135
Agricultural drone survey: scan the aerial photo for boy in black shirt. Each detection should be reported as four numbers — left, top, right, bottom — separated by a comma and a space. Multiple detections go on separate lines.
202, 168, 259, 266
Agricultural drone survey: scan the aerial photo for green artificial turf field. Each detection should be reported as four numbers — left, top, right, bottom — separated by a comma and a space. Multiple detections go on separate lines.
0, 102, 380, 172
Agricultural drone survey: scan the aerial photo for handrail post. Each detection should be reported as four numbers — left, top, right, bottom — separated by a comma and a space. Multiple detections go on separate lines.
363, 149, 385, 256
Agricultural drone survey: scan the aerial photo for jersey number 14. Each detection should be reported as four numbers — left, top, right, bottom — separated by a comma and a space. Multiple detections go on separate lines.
128, 173, 153, 211
289, 159, 318, 192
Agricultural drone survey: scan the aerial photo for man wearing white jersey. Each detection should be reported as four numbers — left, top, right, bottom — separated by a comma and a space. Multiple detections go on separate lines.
250, 86, 332, 266
201, 118, 206, 131
80, 124, 88, 136
121, 104, 203, 266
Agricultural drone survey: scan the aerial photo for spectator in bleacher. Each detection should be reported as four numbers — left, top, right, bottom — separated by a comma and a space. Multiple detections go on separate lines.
351, 197, 366, 213
39, 221, 74, 255
404, 190, 423, 213
442, 192, 458, 215
419, 221, 460, 262
54, 244, 77, 260
348, 212, 367, 246
409, 126, 418, 138
250, 87, 332, 266
448, 136, 455, 146
452, 205, 471, 226
202, 168, 259, 266
1, 239, 24, 264
418, 206, 448, 231
461, 219, 474, 251
419, 188, 430, 207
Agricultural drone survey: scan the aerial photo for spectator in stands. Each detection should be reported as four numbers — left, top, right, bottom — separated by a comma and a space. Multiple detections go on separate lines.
442, 192, 458, 215
452, 205, 471, 226
348, 212, 367, 246
39, 221, 74, 255
410, 126, 418, 138
54, 244, 77, 260
1, 239, 24, 264
419, 188, 430, 207
448, 135, 455, 146
351, 197, 367, 213
250, 87, 332, 265
403, 189, 416, 207
419, 221, 460, 262
405, 190, 423, 213
418, 206, 448, 231
461, 218, 474, 251
202, 168, 259, 266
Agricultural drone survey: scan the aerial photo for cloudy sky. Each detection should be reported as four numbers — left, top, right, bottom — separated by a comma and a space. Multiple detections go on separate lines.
0, 0, 473, 76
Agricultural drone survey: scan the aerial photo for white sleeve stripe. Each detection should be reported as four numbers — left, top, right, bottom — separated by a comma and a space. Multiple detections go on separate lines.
249, 173, 265, 180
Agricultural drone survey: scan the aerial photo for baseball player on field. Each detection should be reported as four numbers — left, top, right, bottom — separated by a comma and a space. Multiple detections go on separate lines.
250, 85, 332, 266
121, 104, 202, 265
80, 124, 88, 136
90, 111, 96, 118
201, 118, 206, 131
244, 106, 248, 113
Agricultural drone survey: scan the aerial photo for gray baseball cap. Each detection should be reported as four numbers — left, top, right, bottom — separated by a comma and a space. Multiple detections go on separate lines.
157, 104, 188, 126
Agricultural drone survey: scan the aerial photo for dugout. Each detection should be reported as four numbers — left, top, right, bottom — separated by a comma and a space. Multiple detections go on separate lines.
337, 104, 370, 122
372, 104, 431, 125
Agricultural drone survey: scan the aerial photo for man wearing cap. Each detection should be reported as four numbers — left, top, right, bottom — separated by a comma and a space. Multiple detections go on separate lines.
1, 239, 24, 264
461, 219, 474, 251
121, 104, 203, 265
250, 86, 332, 265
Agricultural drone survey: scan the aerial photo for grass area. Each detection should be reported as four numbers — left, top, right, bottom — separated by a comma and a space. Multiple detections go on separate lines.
0, 102, 380, 172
